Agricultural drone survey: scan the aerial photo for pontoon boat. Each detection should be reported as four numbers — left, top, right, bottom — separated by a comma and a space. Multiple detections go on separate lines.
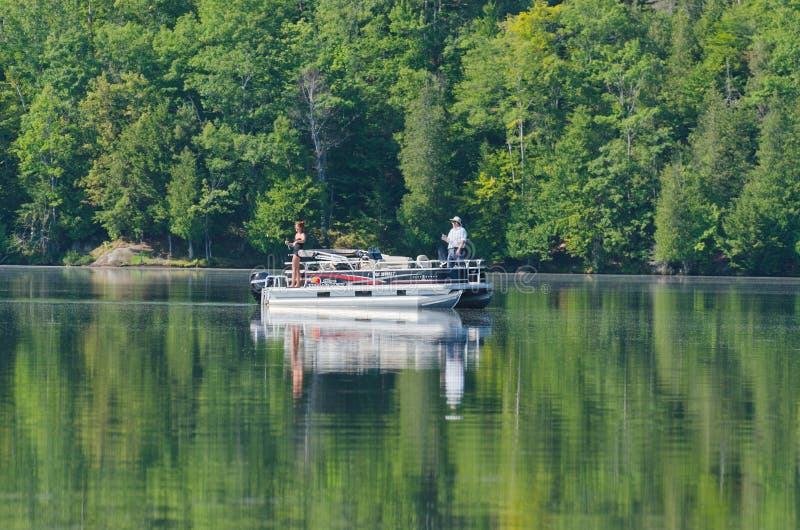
250, 248, 492, 309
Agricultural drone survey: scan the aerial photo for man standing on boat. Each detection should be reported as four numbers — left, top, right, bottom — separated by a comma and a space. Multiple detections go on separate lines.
442, 216, 467, 267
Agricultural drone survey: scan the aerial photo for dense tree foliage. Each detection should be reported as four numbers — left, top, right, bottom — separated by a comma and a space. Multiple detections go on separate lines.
1, 0, 800, 273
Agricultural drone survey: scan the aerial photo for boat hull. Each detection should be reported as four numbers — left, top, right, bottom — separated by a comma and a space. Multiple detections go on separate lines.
455, 286, 493, 309
252, 277, 492, 308
261, 284, 461, 309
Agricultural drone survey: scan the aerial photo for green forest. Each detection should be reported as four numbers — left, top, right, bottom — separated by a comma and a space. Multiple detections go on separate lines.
1, 0, 799, 274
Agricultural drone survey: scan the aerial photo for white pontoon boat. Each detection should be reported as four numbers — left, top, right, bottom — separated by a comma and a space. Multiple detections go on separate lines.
250, 248, 492, 309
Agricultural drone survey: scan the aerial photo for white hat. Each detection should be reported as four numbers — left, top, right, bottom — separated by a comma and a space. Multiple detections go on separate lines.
449, 216, 462, 224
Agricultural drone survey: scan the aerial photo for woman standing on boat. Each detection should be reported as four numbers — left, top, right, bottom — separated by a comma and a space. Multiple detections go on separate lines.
285, 221, 306, 287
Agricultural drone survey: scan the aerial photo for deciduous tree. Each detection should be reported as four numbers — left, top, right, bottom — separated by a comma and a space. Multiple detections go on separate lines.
12, 86, 84, 258
398, 77, 454, 254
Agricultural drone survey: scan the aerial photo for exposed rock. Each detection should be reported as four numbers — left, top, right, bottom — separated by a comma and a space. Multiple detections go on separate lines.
90, 242, 154, 267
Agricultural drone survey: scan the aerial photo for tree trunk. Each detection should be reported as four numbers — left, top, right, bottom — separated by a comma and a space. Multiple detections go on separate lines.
301, 67, 339, 245
204, 215, 211, 261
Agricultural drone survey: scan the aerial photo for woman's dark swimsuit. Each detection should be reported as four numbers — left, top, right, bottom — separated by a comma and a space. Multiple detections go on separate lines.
291, 239, 304, 256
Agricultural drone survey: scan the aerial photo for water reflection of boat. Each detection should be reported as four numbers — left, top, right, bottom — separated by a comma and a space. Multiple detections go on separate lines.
250, 308, 492, 408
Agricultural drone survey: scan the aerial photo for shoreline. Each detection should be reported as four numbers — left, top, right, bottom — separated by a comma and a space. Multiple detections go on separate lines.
3, 263, 800, 283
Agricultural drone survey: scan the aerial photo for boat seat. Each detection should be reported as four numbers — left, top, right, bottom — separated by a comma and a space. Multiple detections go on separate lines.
415, 255, 431, 269
375, 256, 412, 269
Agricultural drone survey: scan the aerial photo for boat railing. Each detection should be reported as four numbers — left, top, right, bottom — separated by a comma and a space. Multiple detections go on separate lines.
282, 256, 486, 287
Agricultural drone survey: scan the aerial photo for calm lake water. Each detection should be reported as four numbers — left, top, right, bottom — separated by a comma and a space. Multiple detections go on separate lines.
1, 266, 799, 529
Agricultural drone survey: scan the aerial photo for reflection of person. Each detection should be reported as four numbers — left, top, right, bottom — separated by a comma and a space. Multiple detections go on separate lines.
441, 216, 467, 267
289, 324, 304, 401
285, 221, 306, 287
444, 341, 465, 409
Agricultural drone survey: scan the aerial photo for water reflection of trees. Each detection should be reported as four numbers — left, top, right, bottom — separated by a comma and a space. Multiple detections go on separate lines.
2, 274, 800, 528
499, 280, 800, 529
